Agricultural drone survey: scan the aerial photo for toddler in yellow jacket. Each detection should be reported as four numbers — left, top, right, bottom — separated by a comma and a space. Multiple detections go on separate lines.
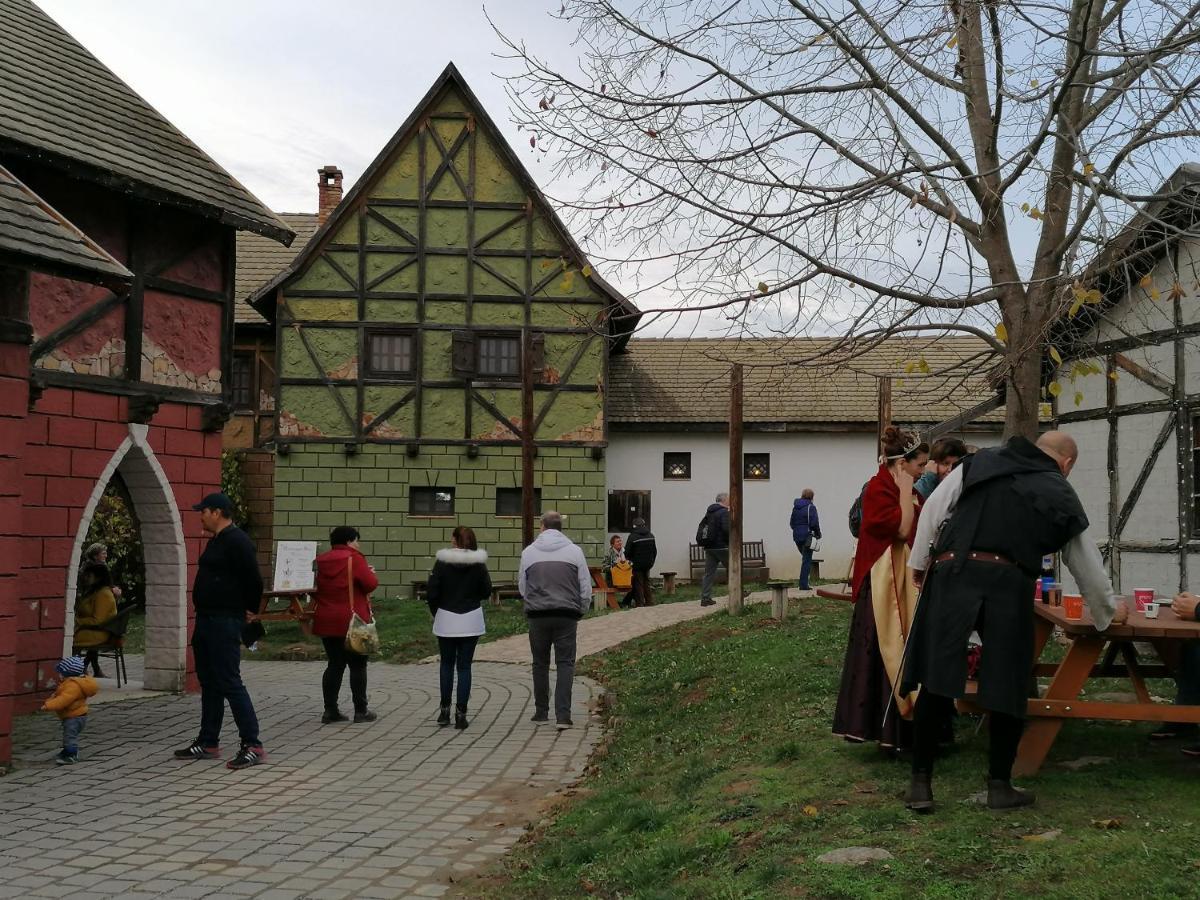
41, 656, 98, 764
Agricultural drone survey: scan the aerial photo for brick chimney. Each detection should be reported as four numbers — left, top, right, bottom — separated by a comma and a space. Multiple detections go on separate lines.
317, 165, 343, 224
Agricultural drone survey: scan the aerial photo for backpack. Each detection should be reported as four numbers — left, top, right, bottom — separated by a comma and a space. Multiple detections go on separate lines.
848, 482, 869, 538
696, 510, 716, 548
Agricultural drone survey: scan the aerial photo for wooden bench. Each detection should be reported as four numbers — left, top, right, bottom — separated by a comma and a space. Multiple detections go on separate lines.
411, 580, 428, 602
490, 583, 522, 604
588, 566, 620, 611
689, 541, 769, 583
257, 589, 315, 634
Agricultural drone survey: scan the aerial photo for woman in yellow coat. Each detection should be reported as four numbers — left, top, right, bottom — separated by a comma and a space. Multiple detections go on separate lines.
74, 562, 118, 676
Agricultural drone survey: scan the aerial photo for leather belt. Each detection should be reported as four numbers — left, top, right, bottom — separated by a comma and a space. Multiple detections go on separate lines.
933, 550, 1015, 567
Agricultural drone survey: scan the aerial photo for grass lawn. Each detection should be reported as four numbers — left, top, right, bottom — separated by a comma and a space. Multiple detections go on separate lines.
474, 596, 1200, 899
121, 579, 759, 664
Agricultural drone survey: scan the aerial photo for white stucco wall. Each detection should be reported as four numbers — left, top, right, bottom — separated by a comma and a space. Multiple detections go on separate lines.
605, 429, 997, 582
1058, 233, 1200, 595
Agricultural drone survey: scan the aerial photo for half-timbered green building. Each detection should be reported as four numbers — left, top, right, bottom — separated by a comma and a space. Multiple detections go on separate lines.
245, 64, 639, 592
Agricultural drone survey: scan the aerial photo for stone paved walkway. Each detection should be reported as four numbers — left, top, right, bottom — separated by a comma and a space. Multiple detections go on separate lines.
2, 658, 600, 899
0, 589, 796, 899
473, 588, 784, 663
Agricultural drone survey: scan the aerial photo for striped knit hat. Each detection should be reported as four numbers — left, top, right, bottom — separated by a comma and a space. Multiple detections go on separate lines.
55, 656, 86, 677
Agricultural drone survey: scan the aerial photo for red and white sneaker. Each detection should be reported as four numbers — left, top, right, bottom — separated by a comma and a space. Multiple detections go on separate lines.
226, 743, 266, 770
173, 741, 220, 760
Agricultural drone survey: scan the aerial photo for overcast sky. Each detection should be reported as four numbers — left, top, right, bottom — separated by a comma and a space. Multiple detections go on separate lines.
38, 1, 572, 213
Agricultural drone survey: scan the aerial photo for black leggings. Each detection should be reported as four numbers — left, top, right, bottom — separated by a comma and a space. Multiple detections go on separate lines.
912, 691, 1024, 781
321, 637, 368, 713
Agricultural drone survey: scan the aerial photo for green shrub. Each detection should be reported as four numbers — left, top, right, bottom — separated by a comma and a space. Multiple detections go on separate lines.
220, 449, 251, 527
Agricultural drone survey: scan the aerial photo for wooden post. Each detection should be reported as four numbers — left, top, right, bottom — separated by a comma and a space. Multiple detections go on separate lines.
521, 329, 536, 547
876, 376, 892, 452
728, 364, 744, 614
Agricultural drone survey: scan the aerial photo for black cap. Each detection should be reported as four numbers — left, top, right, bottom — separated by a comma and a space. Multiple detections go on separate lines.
192, 492, 233, 513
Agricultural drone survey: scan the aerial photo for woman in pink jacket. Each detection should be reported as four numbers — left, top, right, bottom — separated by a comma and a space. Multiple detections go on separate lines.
312, 526, 379, 724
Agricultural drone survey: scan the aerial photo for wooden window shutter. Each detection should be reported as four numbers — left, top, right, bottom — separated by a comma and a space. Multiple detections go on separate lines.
452, 330, 475, 377
530, 332, 545, 382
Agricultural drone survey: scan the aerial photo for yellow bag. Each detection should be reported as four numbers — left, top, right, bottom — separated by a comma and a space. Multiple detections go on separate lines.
611, 560, 633, 590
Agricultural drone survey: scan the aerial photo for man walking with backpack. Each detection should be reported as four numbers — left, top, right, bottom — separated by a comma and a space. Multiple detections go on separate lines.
697, 493, 731, 607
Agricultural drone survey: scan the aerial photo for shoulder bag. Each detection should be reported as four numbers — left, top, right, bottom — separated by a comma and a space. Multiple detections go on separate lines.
344, 560, 380, 656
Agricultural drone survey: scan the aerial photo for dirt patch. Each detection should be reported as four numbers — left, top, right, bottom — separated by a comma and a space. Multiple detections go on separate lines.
722, 779, 759, 797
682, 677, 713, 706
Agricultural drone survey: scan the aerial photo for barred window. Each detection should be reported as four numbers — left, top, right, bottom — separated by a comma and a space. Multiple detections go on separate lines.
496, 487, 542, 517
366, 331, 414, 376
663, 452, 691, 480
744, 453, 770, 480
409, 487, 454, 516
478, 335, 520, 377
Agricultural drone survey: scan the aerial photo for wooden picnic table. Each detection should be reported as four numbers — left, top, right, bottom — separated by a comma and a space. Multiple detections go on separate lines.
961, 598, 1200, 776
257, 589, 316, 635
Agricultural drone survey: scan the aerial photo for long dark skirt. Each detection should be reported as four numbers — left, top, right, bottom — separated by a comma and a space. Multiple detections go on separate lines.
832, 580, 911, 750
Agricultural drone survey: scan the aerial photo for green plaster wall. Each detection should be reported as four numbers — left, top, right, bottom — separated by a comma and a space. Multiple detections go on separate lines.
272, 444, 607, 596
276, 83, 611, 444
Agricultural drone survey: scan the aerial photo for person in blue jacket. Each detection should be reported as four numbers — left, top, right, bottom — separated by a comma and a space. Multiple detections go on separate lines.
790, 489, 822, 590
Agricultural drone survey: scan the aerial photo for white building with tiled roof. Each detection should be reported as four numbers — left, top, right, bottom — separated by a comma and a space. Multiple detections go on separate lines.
605, 337, 1004, 582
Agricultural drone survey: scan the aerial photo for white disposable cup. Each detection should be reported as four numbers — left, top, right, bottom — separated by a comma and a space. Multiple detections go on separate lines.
1143, 602, 1160, 619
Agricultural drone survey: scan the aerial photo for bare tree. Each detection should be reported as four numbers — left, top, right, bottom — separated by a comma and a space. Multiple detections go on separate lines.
496, 0, 1200, 437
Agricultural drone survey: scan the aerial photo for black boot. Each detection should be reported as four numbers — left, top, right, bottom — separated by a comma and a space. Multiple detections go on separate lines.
904, 772, 934, 813
437, 705, 451, 727
353, 709, 377, 723
321, 708, 348, 724
455, 706, 468, 730
987, 779, 1035, 810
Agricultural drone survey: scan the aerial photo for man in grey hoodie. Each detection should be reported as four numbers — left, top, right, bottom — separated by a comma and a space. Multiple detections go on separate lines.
518, 510, 592, 729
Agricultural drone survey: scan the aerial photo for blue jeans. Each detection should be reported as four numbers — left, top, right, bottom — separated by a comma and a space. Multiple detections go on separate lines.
438, 636, 479, 710
192, 615, 260, 747
62, 715, 86, 754
797, 541, 814, 590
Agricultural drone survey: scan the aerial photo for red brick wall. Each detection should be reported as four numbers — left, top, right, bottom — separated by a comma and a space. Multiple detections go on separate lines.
0, 341, 29, 765
10, 386, 221, 714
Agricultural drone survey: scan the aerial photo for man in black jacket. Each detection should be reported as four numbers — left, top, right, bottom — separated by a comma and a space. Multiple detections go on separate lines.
699, 493, 731, 607
625, 518, 658, 607
173, 493, 266, 770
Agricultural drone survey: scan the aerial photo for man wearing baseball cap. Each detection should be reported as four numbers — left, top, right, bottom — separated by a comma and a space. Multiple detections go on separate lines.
174, 492, 266, 769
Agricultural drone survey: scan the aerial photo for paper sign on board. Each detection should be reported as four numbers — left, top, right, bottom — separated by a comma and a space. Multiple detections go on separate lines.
273, 541, 318, 591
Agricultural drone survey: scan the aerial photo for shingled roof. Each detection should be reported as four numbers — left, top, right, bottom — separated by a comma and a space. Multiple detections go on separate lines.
0, 163, 131, 288
0, 0, 292, 244
235, 213, 319, 324
609, 337, 1004, 429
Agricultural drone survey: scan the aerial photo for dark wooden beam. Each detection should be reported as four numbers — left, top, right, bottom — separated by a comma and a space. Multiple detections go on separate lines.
532, 333, 598, 433
30, 293, 121, 360
1113, 352, 1173, 395
124, 212, 145, 382
470, 387, 522, 439
922, 393, 1004, 442
362, 388, 416, 435
1057, 398, 1175, 423
522, 328, 536, 548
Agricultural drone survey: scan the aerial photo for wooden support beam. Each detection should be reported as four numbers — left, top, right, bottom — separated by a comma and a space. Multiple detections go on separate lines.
1113, 352, 1173, 395
923, 393, 1004, 442
728, 363, 744, 614
522, 328, 536, 548
1112, 410, 1176, 540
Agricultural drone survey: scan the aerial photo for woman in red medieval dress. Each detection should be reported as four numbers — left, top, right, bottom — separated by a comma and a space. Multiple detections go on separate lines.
833, 425, 929, 751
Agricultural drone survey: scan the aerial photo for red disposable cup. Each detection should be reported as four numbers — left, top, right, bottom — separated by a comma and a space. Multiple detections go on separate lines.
1133, 588, 1154, 611
1064, 594, 1083, 620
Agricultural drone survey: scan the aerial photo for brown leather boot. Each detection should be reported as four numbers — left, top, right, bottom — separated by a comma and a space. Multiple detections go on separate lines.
904, 772, 934, 813
987, 779, 1035, 810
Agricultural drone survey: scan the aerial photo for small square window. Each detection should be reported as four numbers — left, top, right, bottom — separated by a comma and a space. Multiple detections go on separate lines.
229, 352, 254, 409
496, 487, 542, 517
366, 331, 414, 376
744, 453, 770, 480
478, 335, 520, 377
663, 452, 691, 480
409, 486, 454, 516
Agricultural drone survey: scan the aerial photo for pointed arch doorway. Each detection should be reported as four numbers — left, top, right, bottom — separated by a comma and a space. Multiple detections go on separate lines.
64, 423, 188, 692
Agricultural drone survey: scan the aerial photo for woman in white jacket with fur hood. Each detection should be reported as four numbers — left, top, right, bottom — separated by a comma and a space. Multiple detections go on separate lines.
426, 526, 492, 729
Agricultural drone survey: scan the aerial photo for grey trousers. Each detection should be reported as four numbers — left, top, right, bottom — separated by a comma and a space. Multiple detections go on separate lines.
701, 548, 729, 601
528, 615, 578, 721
